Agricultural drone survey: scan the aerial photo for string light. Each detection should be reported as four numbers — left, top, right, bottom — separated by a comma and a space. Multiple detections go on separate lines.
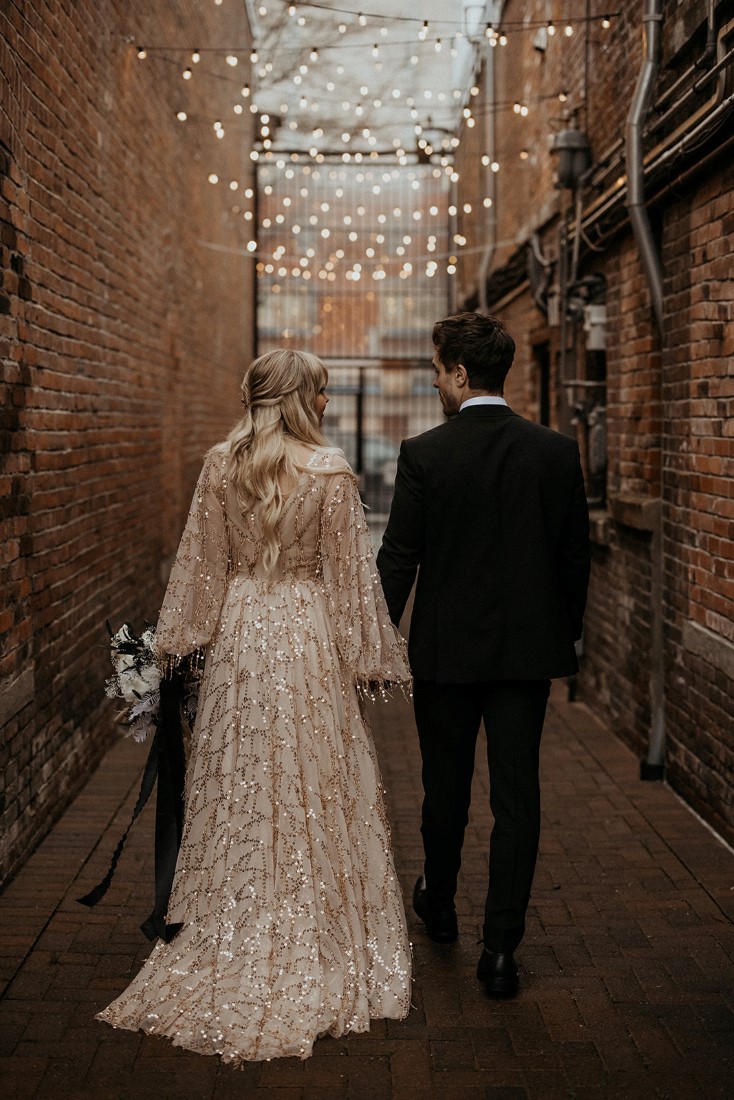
136, 46, 147, 59
146, 15, 603, 318
182, 66, 192, 79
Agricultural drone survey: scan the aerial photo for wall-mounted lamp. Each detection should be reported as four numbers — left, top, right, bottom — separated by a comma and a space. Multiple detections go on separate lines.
549, 127, 591, 189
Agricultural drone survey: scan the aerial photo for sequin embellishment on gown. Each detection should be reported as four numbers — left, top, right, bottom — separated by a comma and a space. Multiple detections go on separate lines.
97, 447, 412, 1062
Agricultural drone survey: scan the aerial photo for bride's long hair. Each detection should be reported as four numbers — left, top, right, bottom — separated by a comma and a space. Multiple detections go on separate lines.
225, 349, 328, 573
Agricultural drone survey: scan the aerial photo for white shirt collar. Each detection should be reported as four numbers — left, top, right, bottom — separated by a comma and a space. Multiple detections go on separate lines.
460, 395, 508, 411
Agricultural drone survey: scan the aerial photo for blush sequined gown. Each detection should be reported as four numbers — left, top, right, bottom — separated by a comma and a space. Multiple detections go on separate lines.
97, 445, 412, 1063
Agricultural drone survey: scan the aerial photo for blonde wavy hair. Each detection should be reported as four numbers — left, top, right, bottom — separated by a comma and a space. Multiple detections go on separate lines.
225, 349, 328, 573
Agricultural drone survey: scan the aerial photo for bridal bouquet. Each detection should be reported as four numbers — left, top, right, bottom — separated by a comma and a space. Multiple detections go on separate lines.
105, 622, 203, 743
105, 623, 163, 742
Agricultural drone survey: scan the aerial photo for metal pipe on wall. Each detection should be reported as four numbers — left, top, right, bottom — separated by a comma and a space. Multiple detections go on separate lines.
625, 0, 664, 333
626, 0, 666, 781
477, 0, 502, 313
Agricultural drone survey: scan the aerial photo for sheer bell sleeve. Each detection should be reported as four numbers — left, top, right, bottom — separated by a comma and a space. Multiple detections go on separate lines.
155, 447, 229, 663
319, 468, 411, 692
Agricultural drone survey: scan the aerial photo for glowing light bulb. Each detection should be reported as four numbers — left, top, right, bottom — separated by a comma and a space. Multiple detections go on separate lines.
226, 54, 238, 66
177, 110, 187, 121
547, 22, 556, 36
182, 67, 192, 79
602, 16, 611, 29
136, 47, 147, 59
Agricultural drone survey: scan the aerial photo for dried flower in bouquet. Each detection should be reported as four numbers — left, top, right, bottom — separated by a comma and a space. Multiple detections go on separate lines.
105, 623, 163, 742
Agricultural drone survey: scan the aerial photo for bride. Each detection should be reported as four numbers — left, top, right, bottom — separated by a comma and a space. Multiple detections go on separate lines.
97, 349, 412, 1063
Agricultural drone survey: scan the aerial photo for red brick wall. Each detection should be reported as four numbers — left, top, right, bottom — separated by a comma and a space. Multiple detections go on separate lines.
0, 1, 254, 886
662, 164, 734, 840
454, 0, 734, 844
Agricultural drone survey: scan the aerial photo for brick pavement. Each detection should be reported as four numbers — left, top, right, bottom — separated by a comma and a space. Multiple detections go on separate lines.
1, 682, 733, 1098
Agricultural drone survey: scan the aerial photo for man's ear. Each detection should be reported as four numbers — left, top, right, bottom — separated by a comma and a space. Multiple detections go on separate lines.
455, 363, 468, 387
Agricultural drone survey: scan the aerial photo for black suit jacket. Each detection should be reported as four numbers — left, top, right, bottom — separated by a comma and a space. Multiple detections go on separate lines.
376, 405, 591, 682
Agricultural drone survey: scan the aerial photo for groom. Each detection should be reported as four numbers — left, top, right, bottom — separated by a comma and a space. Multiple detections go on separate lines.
377, 312, 590, 996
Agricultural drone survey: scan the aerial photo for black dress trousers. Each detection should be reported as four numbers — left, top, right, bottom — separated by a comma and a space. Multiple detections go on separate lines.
413, 677, 550, 954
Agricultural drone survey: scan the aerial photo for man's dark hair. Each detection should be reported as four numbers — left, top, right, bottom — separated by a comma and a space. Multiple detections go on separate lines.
432, 312, 515, 393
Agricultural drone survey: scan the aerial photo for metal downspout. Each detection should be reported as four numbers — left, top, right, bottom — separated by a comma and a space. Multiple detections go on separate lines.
626, 0, 665, 779
625, 0, 664, 333
477, 2, 501, 313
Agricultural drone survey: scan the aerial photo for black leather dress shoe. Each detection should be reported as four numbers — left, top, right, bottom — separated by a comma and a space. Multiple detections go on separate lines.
476, 948, 519, 997
412, 876, 458, 943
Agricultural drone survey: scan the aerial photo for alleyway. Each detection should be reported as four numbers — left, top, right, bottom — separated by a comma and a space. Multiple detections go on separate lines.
1, 683, 733, 1098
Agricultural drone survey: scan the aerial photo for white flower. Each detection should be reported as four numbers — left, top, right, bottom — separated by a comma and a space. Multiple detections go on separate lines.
118, 662, 161, 703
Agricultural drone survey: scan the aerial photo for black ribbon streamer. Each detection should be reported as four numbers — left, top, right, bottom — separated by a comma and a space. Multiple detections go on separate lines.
77, 673, 186, 943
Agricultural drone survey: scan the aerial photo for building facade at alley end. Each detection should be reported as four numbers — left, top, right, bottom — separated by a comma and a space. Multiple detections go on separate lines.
454, 0, 733, 846
1, 0, 733, 890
